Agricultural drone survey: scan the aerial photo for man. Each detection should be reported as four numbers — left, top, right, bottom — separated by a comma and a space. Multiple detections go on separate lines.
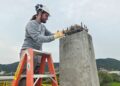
19, 4, 64, 86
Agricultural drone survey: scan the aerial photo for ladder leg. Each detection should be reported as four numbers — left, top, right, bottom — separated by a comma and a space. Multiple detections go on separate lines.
47, 55, 58, 86
12, 54, 27, 86
26, 48, 34, 86
36, 55, 46, 86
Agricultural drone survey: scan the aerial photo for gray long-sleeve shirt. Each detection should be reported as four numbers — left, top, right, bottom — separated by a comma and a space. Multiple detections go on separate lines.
22, 20, 55, 50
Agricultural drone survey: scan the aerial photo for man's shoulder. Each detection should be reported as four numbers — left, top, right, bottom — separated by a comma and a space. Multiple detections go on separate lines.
25, 20, 39, 31
26, 20, 38, 26
28, 20, 36, 24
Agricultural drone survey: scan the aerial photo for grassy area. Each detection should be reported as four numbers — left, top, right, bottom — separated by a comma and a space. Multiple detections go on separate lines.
104, 82, 120, 86
0, 82, 52, 86
42, 84, 52, 86
110, 82, 120, 86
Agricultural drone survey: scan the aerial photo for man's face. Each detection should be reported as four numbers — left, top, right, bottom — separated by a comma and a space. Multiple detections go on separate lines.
40, 12, 49, 23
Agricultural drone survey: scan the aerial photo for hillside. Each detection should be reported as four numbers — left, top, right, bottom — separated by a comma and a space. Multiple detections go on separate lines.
0, 62, 59, 74
96, 58, 120, 71
0, 62, 18, 73
0, 58, 120, 74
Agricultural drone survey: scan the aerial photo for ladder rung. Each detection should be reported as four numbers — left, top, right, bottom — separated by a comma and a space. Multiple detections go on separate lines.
33, 49, 51, 56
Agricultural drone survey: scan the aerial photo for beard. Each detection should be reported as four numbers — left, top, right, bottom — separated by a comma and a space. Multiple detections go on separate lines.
41, 19, 47, 23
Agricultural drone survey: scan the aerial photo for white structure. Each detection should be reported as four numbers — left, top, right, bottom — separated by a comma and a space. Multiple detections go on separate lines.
0, 71, 5, 75
108, 71, 120, 75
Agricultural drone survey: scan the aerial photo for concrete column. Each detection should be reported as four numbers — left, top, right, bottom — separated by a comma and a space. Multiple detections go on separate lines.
59, 30, 100, 86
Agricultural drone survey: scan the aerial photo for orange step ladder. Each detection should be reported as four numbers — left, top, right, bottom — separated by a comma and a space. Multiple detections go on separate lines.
12, 48, 58, 86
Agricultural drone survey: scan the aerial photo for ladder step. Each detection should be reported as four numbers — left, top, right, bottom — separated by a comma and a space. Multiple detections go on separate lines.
33, 49, 50, 56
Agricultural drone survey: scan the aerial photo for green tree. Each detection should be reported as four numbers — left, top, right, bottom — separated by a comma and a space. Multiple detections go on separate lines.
98, 71, 113, 86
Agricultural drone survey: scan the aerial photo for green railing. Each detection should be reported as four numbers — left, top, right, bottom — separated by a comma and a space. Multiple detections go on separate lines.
0, 81, 52, 86
0, 81, 12, 86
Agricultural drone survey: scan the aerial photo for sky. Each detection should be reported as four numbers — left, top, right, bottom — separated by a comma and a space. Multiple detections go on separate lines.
0, 0, 120, 64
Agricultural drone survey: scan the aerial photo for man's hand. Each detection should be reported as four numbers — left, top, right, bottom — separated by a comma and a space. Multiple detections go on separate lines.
54, 31, 64, 39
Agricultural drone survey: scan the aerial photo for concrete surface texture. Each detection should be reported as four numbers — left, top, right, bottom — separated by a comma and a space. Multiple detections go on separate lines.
59, 30, 100, 86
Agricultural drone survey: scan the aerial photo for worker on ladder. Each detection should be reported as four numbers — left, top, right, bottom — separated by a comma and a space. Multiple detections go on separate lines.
19, 4, 64, 86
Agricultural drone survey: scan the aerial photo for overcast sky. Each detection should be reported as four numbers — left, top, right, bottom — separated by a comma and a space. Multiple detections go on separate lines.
0, 0, 120, 64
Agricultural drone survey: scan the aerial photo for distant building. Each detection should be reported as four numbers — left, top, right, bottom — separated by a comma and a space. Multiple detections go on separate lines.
108, 71, 120, 75
0, 71, 5, 75
99, 68, 108, 72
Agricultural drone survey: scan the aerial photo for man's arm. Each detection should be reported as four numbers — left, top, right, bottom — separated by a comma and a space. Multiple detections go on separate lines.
26, 22, 55, 44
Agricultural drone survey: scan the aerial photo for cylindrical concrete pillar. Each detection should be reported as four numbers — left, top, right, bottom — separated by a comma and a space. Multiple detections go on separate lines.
59, 30, 100, 86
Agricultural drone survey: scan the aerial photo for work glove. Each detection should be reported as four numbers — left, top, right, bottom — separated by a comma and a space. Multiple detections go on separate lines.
54, 31, 64, 39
